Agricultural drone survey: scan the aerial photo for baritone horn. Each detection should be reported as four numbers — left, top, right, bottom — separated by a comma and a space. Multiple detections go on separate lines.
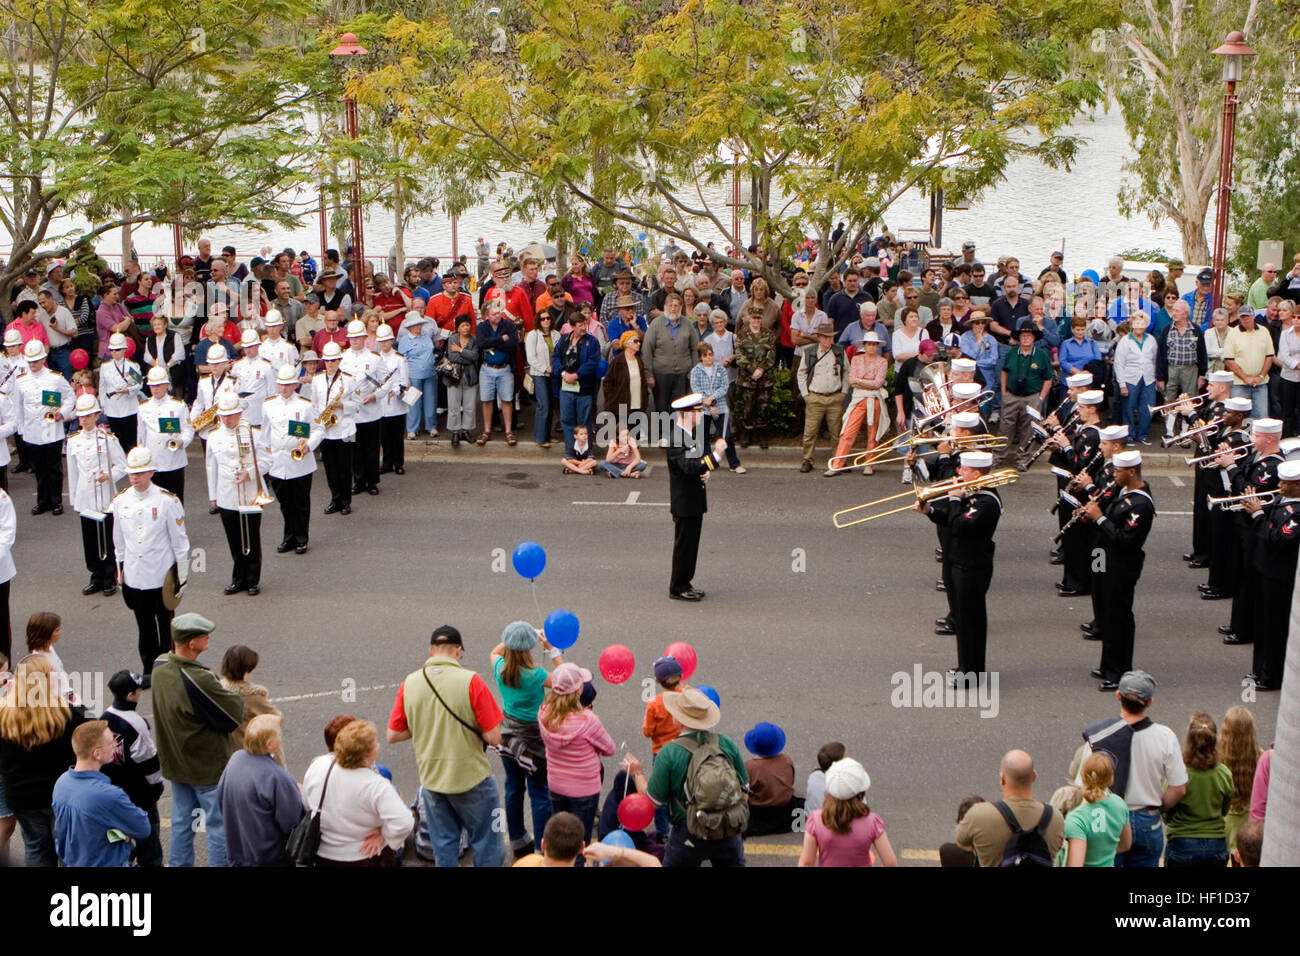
832, 468, 1020, 528
236, 423, 275, 556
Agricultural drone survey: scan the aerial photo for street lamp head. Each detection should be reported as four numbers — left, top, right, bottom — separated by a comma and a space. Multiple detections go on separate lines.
330, 33, 369, 57
1212, 31, 1256, 84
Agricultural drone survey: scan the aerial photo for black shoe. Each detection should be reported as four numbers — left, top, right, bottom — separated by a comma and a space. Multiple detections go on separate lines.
102, 584, 116, 596
451, 432, 460, 447
224, 583, 245, 595
51, 504, 63, 515
1090, 668, 1105, 680
934, 622, 956, 635
1245, 673, 1259, 683
1080, 620, 1097, 633
277, 541, 294, 553
1217, 624, 1235, 635
352, 484, 364, 495
340, 506, 351, 515
368, 486, 379, 495
1098, 679, 1120, 691
246, 585, 260, 596
1252, 680, 1280, 691
1182, 552, 1194, 562
82, 581, 100, 595
32, 504, 50, 515
1049, 552, 1064, 565
1222, 634, 1250, 645
1198, 583, 1215, 593
208, 505, 219, 515
1200, 590, 1229, 600
935, 548, 944, 562
1188, 558, 1209, 568
1057, 587, 1084, 597
1082, 628, 1102, 641
935, 580, 946, 592
324, 502, 341, 515
758, 438, 768, 449
799, 461, 813, 473
934, 618, 954, 628
379, 465, 393, 475
394, 466, 404, 475
12, 464, 29, 474
669, 589, 702, 602
295, 544, 309, 555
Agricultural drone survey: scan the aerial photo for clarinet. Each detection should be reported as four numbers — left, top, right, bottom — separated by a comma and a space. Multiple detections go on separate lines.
1054, 479, 1119, 544
1025, 409, 1079, 468
1050, 448, 1102, 514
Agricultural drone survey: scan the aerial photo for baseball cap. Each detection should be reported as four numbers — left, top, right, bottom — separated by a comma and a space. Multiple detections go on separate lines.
1117, 669, 1157, 702
108, 669, 150, 702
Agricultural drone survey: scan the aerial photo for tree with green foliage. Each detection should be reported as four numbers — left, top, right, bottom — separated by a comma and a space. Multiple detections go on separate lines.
347, 0, 1116, 297
0, 0, 318, 313
1229, 97, 1300, 276
1100, 0, 1290, 266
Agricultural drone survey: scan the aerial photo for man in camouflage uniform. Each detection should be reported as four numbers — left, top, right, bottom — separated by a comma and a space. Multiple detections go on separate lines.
733, 307, 777, 449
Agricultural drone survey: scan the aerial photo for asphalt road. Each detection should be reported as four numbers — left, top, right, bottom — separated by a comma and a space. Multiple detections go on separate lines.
5, 454, 1280, 866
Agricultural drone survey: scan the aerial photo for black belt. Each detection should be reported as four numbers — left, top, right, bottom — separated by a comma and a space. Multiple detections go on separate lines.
809, 389, 841, 396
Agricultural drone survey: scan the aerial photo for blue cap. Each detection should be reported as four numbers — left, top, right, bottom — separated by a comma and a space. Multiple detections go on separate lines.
1080, 269, 1100, 284
744, 722, 787, 758
653, 656, 683, 682
502, 620, 539, 651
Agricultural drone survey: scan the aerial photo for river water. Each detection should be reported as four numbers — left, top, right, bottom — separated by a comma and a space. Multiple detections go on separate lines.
9, 108, 1192, 274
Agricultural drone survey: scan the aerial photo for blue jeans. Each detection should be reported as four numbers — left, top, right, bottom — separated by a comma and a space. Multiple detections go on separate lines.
421, 775, 505, 868
1164, 836, 1229, 868
169, 781, 226, 867
1115, 808, 1163, 867
705, 411, 741, 468
48, 345, 73, 379
532, 375, 554, 444
405, 374, 437, 433
559, 390, 594, 456
664, 825, 746, 867
1231, 382, 1269, 421
549, 792, 601, 862
1121, 378, 1155, 441
15, 808, 56, 867
596, 460, 646, 478
502, 755, 551, 852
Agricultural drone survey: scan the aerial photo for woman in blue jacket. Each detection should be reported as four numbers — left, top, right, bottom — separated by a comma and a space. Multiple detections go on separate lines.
397, 312, 438, 438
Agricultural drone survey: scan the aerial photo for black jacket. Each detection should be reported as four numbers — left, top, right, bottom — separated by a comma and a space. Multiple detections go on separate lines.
927, 489, 1001, 570
1250, 498, 1300, 582
0, 705, 89, 813
1095, 485, 1156, 576
666, 423, 719, 518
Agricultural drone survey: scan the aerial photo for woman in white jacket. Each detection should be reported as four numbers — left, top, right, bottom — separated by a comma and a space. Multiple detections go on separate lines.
1113, 311, 1160, 444
301, 719, 413, 867
525, 312, 561, 449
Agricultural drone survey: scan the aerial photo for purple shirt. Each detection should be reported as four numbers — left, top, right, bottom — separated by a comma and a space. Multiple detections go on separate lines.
807, 809, 886, 867
96, 302, 131, 358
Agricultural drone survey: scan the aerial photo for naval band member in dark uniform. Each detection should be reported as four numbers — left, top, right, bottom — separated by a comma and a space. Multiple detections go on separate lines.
666, 392, 728, 601
1242, 460, 1300, 691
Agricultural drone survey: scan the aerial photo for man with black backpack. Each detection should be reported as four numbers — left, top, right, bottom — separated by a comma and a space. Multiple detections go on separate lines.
622, 688, 750, 867
954, 749, 1064, 867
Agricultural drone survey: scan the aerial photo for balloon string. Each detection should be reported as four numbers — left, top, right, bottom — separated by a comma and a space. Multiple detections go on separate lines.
530, 579, 543, 626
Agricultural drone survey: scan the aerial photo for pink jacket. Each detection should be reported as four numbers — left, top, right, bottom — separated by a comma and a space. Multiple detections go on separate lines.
538, 708, 616, 798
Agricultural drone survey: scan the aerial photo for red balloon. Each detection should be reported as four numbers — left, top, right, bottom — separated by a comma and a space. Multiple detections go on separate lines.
663, 641, 698, 680
124, 338, 136, 358
598, 644, 636, 685
69, 348, 89, 370
617, 793, 655, 832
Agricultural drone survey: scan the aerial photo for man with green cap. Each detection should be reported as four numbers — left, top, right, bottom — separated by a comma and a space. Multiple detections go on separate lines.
149, 611, 243, 867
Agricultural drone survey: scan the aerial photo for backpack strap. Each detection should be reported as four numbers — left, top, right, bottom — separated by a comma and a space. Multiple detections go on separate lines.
1034, 804, 1054, 836
993, 800, 1024, 834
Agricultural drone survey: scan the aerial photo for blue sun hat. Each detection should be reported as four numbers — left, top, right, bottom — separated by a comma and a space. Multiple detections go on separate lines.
502, 620, 540, 651
744, 722, 787, 758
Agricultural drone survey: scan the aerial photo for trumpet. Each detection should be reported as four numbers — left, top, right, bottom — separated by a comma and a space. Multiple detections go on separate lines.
1186, 445, 1250, 468
44, 408, 62, 423
1208, 490, 1277, 511
1150, 392, 1209, 416
236, 423, 275, 556
290, 439, 310, 462
828, 434, 1006, 472
1161, 417, 1223, 449
833, 468, 1019, 528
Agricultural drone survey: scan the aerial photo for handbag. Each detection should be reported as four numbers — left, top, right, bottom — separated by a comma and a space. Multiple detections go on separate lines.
435, 353, 462, 383
285, 759, 336, 866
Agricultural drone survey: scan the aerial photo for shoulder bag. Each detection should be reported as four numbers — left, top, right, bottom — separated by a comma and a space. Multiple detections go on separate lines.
285, 758, 335, 866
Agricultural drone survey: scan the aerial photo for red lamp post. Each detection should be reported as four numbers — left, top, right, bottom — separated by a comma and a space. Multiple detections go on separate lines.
330, 32, 371, 305
1209, 30, 1256, 308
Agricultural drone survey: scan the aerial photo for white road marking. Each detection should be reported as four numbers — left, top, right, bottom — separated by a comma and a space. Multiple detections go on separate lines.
626, 490, 640, 504
571, 498, 669, 507
1168, 475, 1185, 487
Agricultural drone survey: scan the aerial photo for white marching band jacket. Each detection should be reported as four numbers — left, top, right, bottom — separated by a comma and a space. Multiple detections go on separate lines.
66, 426, 127, 517
111, 483, 189, 589
137, 395, 196, 473
340, 347, 385, 425
259, 394, 324, 480
311, 370, 358, 440
98, 358, 144, 419
16, 368, 74, 445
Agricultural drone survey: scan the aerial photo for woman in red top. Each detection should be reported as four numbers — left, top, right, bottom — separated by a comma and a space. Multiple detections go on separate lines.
372, 274, 411, 333
831, 331, 890, 475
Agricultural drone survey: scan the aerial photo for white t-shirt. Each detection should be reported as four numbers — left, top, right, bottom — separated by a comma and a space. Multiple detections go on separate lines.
1076, 720, 1188, 810
892, 327, 930, 357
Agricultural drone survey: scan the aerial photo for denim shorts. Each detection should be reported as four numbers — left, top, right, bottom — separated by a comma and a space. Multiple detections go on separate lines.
479, 364, 514, 402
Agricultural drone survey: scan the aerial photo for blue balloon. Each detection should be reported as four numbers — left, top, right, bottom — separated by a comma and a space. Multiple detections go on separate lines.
512, 541, 546, 580
602, 828, 635, 848
697, 685, 721, 708
544, 609, 580, 649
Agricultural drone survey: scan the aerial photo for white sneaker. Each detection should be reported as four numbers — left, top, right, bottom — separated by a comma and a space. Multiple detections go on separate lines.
731, 465, 747, 474
406, 432, 417, 440
901, 465, 913, 484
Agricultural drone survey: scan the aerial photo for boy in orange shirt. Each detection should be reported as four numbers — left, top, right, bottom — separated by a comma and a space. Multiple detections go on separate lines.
641, 656, 690, 842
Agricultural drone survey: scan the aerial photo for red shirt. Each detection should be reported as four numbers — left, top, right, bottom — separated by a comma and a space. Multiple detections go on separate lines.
503, 286, 535, 333
387, 672, 503, 734
199, 320, 240, 343
425, 292, 477, 332
779, 300, 795, 349
312, 326, 348, 356
374, 288, 412, 333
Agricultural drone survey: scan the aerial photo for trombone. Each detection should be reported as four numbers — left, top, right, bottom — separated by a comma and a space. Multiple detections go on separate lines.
828, 433, 1006, 472
236, 423, 275, 556
832, 468, 1019, 528
1208, 490, 1276, 511
1186, 446, 1250, 468
1161, 418, 1222, 448
89, 425, 115, 561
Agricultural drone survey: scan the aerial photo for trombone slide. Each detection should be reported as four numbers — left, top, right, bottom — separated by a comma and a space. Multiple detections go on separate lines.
832, 468, 1019, 528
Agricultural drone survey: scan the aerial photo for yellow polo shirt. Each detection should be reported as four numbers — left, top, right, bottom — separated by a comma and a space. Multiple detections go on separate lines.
1222, 326, 1275, 382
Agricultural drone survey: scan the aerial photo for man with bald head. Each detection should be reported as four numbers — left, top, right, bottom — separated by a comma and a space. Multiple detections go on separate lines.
954, 749, 1064, 867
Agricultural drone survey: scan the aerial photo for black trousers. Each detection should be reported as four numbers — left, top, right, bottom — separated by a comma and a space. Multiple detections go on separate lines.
353, 420, 381, 490
1099, 570, 1140, 681
122, 584, 171, 673
1207, 506, 1239, 593
0, 578, 9, 664
380, 414, 405, 470
1088, 528, 1106, 632
79, 514, 117, 585
652, 372, 691, 415
938, 526, 956, 625
1191, 466, 1212, 560
1229, 519, 1255, 642
12, 433, 27, 470
1281, 379, 1300, 438
670, 514, 703, 594
0, 463, 6, 491
218, 508, 262, 587
153, 467, 185, 503
321, 438, 353, 508
1252, 575, 1290, 685
1061, 522, 1092, 594
952, 564, 992, 674
270, 473, 311, 547
30, 440, 63, 510
106, 414, 137, 453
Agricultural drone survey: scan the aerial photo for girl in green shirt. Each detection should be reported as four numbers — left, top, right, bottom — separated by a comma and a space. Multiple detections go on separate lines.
1163, 712, 1233, 868
1065, 752, 1132, 867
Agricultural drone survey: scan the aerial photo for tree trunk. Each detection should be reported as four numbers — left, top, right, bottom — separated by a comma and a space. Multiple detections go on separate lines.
1179, 191, 1213, 267
555, 196, 568, 271
393, 177, 404, 282
119, 206, 133, 265
1262, 575, 1300, 865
